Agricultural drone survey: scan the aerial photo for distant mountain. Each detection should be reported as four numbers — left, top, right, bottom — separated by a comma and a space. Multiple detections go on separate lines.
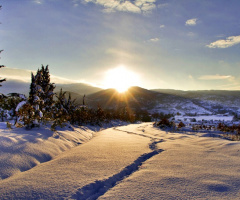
55, 91, 84, 105
0, 79, 102, 97
1, 79, 240, 116
86, 86, 159, 110
86, 87, 240, 115
55, 83, 102, 95
0, 80, 30, 96
152, 89, 240, 113
152, 89, 240, 99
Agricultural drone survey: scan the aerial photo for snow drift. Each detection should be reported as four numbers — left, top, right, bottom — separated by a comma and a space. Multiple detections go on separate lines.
0, 122, 93, 179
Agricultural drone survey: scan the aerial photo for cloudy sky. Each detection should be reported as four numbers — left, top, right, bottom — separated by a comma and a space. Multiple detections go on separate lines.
1, 0, 240, 90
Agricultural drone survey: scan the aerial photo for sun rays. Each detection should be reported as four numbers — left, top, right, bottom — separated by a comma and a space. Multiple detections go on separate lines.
103, 65, 140, 93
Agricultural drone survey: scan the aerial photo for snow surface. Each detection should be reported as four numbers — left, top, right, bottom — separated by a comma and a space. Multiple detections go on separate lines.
0, 123, 240, 199
101, 124, 240, 199
175, 114, 234, 122
0, 125, 150, 199
0, 122, 94, 180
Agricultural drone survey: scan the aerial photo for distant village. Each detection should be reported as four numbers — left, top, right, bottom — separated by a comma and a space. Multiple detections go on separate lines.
154, 113, 240, 140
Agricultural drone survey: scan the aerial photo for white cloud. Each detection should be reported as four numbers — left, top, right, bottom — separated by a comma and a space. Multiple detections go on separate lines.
149, 38, 159, 42
1, 68, 32, 82
82, 0, 157, 14
185, 18, 197, 26
33, 0, 43, 4
141, 3, 156, 12
135, 0, 156, 7
1, 67, 78, 84
117, 1, 141, 13
198, 74, 234, 80
159, 25, 165, 28
207, 35, 240, 48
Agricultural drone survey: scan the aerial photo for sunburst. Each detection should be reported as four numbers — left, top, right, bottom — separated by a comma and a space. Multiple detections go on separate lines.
103, 65, 140, 93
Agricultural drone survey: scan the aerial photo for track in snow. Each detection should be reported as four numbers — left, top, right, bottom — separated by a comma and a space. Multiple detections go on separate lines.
114, 127, 165, 151
70, 127, 165, 200
70, 148, 163, 200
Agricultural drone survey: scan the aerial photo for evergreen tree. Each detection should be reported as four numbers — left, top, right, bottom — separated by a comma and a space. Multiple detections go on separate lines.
29, 73, 37, 105
95, 105, 105, 126
51, 89, 68, 130
18, 65, 55, 128
35, 65, 55, 114
26, 72, 42, 128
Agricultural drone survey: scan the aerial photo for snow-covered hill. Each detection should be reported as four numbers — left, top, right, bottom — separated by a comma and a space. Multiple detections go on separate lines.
87, 87, 240, 115
0, 123, 240, 199
0, 123, 94, 180
153, 89, 240, 115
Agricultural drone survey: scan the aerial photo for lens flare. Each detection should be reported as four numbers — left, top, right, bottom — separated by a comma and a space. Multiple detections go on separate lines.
103, 65, 140, 93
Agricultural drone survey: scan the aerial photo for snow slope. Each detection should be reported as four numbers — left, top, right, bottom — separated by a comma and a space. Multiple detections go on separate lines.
0, 122, 94, 180
0, 123, 240, 199
101, 124, 240, 199
0, 127, 150, 199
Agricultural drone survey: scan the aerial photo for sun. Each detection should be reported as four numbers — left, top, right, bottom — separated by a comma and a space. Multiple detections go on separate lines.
103, 66, 140, 93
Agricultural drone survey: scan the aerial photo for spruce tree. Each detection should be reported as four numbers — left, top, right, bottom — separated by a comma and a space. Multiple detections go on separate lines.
18, 65, 55, 128
29, 73, 37, 105
27, 72, 42, 128
35, 65, 55, 113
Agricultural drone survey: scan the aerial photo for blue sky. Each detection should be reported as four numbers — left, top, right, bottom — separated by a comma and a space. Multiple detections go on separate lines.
1, 0, 240, 90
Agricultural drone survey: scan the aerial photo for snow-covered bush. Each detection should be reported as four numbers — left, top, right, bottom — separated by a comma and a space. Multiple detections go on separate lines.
154, 118, 176, 129
0, 94, 26, 123
178, 121, 185, 129
17, 103, 36, 129
51, 89, 79, 130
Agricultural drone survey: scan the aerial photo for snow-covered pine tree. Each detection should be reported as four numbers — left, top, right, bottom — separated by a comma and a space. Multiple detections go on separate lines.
18, 65, 55, 128
29, 73, 37, 105
25, 72, 43, 128
43, 66, 55, 113
35, 65, 55, 119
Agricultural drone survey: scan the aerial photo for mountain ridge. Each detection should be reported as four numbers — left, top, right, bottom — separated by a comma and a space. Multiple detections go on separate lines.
1, 80, 240, 115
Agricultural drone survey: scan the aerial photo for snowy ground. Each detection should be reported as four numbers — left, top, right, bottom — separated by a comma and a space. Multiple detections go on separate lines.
174, 114, 234, 122
0, 122, 94, 180
0, 120, 129, 180
0, 123, 240, 199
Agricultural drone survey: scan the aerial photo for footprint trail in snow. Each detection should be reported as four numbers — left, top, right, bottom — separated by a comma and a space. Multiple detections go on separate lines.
70, 126, 164, 200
